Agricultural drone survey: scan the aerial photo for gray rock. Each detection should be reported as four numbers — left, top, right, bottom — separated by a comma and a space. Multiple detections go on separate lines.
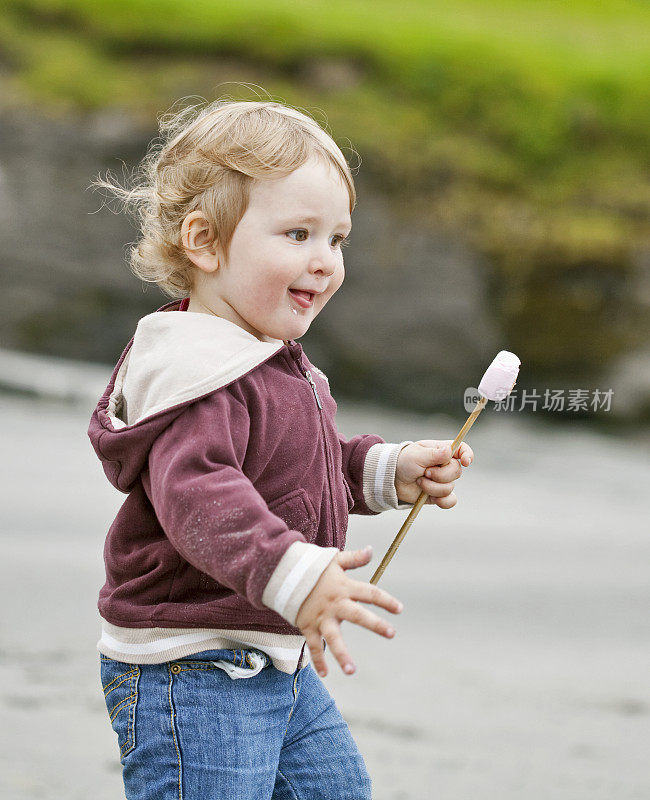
0, 106, 499, 413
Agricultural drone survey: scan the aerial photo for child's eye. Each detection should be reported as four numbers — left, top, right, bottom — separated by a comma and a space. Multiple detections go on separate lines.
286, 229, 308, 242
286, 229, 349, 248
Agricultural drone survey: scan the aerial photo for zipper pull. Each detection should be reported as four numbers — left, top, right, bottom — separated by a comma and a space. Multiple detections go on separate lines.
304, 370, 323, 410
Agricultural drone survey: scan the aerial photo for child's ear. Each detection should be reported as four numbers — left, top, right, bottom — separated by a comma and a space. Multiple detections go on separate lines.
181, 211, 220, 273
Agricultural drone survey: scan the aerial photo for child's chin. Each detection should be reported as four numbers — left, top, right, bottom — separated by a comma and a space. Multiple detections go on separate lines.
286, 313, 313, 333
285, 326, 309, 341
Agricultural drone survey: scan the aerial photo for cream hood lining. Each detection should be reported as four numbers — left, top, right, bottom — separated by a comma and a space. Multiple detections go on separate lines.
107, 311, 286, 429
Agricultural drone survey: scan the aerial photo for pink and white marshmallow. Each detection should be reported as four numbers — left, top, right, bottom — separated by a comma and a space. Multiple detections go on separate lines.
477, 351, 521, 402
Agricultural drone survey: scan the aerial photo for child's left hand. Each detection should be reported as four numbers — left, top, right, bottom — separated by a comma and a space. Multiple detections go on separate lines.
394, 440, 474, 508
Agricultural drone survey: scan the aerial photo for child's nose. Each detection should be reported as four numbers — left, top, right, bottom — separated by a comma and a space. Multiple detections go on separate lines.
308, 246, 337, 276
309, 261, 336, 278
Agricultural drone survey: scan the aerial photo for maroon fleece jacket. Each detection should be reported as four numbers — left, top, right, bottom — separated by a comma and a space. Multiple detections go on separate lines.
87, 298, 403, 637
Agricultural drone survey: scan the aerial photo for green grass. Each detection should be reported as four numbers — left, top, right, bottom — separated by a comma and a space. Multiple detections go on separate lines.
2, 0, 649, 377
5, 0, 650, 166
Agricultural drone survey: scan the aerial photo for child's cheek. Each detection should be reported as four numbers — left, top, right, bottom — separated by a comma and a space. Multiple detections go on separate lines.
327, 267, 345, 299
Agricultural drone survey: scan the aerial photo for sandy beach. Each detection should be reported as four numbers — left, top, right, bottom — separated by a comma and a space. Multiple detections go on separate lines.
1, 387, 648, 799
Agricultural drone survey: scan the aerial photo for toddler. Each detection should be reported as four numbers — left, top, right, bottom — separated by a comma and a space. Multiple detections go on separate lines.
88, 98, 473, 799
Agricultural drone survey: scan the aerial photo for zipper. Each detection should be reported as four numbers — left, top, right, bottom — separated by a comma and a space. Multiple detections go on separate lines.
285, 343, 337, 542
304, 370, 323, 410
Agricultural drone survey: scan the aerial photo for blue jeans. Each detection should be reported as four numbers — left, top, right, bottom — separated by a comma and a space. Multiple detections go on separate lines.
100, 648, 372, 799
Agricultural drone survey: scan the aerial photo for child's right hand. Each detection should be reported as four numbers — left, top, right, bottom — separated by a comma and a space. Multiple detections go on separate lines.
294, 546, 403, 678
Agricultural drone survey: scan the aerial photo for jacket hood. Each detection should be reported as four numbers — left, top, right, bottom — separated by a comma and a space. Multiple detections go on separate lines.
88, 298, 287, 493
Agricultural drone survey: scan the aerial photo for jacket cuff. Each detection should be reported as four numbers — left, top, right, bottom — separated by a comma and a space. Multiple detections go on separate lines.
262, 541, 339, 627
362, 441, 415, 512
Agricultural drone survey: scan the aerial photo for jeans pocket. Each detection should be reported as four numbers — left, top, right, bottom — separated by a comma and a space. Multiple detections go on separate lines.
100, 656, 140, 760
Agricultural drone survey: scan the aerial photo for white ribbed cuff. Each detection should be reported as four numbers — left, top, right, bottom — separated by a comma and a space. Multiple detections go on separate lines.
262, 541, 339, 627
362, 440, 414, 512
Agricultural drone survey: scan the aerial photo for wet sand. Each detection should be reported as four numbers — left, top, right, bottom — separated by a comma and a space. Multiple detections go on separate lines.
1, 389, 648, 799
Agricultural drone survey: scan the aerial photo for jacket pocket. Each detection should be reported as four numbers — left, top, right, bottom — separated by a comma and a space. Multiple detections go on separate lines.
100, 656, 140, 760
342, 476, 355, 513
268, 487, 319, 543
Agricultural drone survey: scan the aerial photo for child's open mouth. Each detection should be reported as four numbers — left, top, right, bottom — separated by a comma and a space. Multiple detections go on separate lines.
288, 289, 314, 308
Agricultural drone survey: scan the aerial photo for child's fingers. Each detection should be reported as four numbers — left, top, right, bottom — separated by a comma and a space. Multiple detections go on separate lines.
433, 442, 453, 464
455, 441, 474, 465
338, 598, 397, 641
435, 491, 457, 510
349, 580, 404, 615
416, 441, 453, 466
305, 631, 328, 677
417, 477, 456, 497
320, 619, 357, 676
337, 546, 373, 570
425, 460, 462, 483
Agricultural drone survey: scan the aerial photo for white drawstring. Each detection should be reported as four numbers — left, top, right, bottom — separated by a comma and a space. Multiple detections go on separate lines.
211, 650, 268, 680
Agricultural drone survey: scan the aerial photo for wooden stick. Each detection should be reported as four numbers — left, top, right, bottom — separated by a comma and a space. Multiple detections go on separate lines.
369, 395, 487, 585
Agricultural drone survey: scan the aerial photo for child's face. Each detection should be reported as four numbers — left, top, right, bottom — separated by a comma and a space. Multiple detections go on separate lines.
188, 156, 351, 341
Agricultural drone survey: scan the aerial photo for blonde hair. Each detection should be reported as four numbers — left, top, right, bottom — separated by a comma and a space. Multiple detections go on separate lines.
91, 97, 358, 298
